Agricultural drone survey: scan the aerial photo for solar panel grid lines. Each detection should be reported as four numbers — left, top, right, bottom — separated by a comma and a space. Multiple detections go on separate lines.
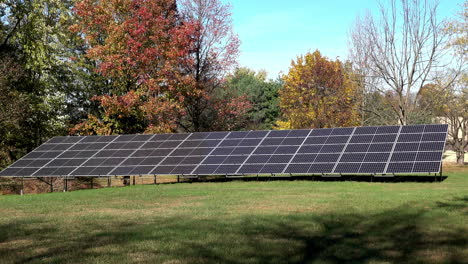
426, 124, 449, 174
30, 136, 87, 177
281, 129, 314, 174
69, 135, 122, 176
235, 130, 272, 175
191, 131, 232, 175
0, 124, 448, 177
331, 127, 356, 174
107, 134, 157, 176
383, 125, 403, 174
150, 133, 192, 175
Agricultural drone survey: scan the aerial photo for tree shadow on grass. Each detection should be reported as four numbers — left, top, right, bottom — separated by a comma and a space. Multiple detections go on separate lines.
0, 207, 466, 264
435, 196, 468, 215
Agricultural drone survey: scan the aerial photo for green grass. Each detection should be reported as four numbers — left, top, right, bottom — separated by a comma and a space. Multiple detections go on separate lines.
1, 169, 467, 264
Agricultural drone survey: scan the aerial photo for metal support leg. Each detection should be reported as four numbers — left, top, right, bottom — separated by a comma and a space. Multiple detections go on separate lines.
154, 175, 157, 185
50, 177, 53, 193
177, 175, 180, 183
133, 176, 136, 185
91, 178, 94, 189
21, 176, 24, 196
64, 176, 68, 192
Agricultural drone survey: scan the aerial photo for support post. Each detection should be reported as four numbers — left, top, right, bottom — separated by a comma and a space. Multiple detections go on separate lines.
90, 177, 94, 189
154, 175, 157, 185
108, 176, 111, 187
21, 176, 24, 196
50, 177, 53, 193
133, 176, 136, 185
177, 175, 180, 183
440, 166, 443, 183
64, 176, 68, 192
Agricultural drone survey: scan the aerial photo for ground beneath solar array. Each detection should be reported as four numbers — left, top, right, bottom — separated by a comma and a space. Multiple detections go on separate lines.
0, 166, 466, 264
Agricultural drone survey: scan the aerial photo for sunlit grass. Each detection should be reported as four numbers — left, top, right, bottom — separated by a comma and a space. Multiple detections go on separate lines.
0, 167, 467, 263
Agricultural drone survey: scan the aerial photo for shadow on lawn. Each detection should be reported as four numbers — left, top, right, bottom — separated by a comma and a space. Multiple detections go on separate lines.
435, 196, 468, 215
0, 207, 466, 264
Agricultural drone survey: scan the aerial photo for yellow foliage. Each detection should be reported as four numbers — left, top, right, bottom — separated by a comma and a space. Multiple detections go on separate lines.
279, 50, 361, 129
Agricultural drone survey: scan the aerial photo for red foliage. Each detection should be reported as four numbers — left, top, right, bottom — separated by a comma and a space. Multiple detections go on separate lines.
70, 0, 250, 134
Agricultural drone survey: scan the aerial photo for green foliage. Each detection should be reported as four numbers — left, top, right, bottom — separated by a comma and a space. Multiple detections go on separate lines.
0, 0, 75, 168
224, 68, 281, 130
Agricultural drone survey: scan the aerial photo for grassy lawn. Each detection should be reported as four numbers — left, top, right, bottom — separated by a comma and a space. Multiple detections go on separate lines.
0, 167, 467, 264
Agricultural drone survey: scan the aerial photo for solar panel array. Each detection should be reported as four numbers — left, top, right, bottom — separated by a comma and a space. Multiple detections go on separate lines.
0, 124, 448, 177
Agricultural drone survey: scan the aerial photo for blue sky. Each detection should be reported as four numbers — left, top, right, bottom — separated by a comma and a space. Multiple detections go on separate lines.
227, 0, 464, 79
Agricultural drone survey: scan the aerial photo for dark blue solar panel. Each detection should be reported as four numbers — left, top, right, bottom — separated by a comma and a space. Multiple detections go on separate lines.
331, 127, 354, 135
222, 156, 247, 165
354, 126, 378, 134
206, 132, 229, 139
413, 162, 440, 172
193, 165, 219, 174
314, 154, 340, 163
151, 166, 176, 175
260, 164, 286, 173
419, 142, 445, 151
284, 163, 310, 173
401, 125, 425, 133
424, 124, 448, 133
131, 166, 155, 175
215, 165, 240, 174
416, 152, 442, 161
421, 133, 446, 142
334, 163, 361, 173
398, 134, 422, 142
298, 145, 322, 153
246, 155, 271, 164
292, 154, 317, 163
350, 135, 373, 143
267, 155, 293, 163
268, 130, 290, 137
391, 152, 417, 162
238, 164, 263, 174
320, 145, 344, 153
368, 143, 393, 152
345, 144, 369, 153
304, 137, 328, 144
310, 128, 333, 136
274, 146, 298, 154
326, 136, 349, 144
227, 131, 248, 139
376, 126, 400, 134
364, 153, 390, 162
0, 124, 447, 177
308, 163, 334, 173
373, 134, 397, 143
254, 146, 277, 154
211, 147, 234, 156
359, 163, 386, 173
287, 130, 310, 137
171, 166, 196, 175
386, 163, 414, 173
340, 153, 366, 162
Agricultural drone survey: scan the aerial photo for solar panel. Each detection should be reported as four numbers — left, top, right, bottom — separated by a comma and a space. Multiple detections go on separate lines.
0, 124, 448, 177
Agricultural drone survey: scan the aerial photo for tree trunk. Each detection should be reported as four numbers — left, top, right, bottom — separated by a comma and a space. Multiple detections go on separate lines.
456, 151, 464, 165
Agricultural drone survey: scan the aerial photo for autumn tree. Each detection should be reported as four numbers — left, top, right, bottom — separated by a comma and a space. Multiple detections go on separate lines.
349, 0, 463, 125
70, 0, 197, 134
178, 0, 243, 132
278, 50, 361, 129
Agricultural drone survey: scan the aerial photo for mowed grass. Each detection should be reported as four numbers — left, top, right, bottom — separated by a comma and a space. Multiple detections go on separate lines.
0, 168, 467, 264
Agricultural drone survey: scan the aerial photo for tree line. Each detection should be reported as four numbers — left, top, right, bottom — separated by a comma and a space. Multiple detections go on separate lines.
0, 0, 466, 167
